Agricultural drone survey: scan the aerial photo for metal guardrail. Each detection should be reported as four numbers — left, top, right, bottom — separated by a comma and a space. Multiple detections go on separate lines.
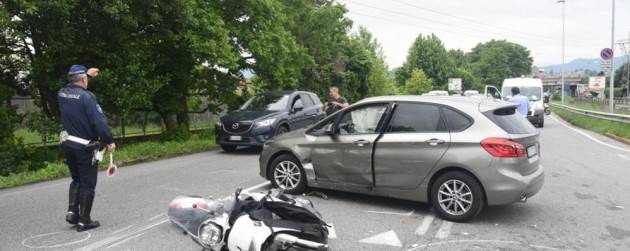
550, 103, 630, 124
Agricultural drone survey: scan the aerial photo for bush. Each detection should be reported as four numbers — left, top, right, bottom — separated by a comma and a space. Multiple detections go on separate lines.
0, 107, 48, 177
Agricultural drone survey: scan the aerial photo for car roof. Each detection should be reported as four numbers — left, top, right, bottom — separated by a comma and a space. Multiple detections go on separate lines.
502, 77, 543, 87
259, 90, 316, 96
355, 95, 516, 112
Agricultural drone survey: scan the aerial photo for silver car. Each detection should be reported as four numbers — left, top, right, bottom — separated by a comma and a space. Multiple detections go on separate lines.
258, 96, 544, 221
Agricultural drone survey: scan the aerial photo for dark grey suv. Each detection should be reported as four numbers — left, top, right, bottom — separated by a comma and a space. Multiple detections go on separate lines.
216, 91, 325, 152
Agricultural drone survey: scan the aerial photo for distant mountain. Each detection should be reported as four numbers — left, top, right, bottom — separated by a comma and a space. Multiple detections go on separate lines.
540, 57, 624, 73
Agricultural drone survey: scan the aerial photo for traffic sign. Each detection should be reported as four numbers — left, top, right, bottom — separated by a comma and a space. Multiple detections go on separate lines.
600, 48, 614, 60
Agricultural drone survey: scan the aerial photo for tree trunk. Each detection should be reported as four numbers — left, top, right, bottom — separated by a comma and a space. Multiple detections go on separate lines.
176, 96, 189, 132
160, 112, 177, 131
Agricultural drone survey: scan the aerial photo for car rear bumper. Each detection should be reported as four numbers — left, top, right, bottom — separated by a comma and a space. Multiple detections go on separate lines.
216, 126, 274, 147
485, 164, 545, 205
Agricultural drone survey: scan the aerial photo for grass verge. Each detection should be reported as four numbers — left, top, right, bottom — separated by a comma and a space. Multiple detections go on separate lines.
552, 107, 630, 142
0, 132, 216, 189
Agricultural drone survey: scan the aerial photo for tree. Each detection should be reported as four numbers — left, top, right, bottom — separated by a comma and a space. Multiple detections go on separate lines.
614, 61, 629, 89
396, 34, 454, 89
402, 68, 432, 95
449, 49, 466, 68
467, 40, 532, 87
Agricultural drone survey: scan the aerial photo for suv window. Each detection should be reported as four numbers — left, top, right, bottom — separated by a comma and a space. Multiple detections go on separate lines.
387, 103, 446, 133
291, 95, 303, 110
309, 94, 322, 106
442, 107, 473, 132
338, 104, 387, 135
484, 107, 536, 134
300, 94, 314, 107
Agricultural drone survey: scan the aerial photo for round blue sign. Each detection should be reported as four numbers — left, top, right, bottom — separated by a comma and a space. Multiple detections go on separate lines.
600, 48, 613, 60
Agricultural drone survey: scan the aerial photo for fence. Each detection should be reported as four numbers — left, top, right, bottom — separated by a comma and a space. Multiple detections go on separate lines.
19, 111, 217, 146
550, 103, 630, 124
560, 97, 630, 115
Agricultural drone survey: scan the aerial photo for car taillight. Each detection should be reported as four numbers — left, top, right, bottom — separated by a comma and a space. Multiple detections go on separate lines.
481, 137, 525, 158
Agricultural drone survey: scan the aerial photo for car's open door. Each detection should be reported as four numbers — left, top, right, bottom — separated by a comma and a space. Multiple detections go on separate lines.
485, 85, 503, 100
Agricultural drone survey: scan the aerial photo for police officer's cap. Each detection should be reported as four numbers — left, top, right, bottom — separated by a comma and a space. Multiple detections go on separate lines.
68, 65, 87, 75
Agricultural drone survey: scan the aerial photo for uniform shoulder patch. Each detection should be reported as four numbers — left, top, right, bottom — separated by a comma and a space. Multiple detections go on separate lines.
96, 104, 103, 114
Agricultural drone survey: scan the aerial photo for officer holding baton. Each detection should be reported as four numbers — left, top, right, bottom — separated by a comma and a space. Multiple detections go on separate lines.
58, 65, 115, 232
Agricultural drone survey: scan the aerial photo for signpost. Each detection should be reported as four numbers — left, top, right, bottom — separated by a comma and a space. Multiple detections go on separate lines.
601, 48, 614, 73
448, 78, 462, 93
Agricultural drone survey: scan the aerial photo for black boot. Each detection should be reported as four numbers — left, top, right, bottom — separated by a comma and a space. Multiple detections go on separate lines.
66, 182, 80, 224
76, 192, 100, 232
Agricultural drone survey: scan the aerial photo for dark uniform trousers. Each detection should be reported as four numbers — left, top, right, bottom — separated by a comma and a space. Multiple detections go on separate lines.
63, 145, 98, 195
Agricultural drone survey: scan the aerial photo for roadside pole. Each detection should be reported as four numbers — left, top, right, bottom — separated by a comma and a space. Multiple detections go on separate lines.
559, 0, 566, 104
609, 0, 615, 113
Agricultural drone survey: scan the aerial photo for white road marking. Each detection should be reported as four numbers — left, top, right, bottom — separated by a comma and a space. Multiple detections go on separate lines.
243, 181, 271, 193
365, 209, 415, 216
407, 239, 563, 251
327, 224, 337, 239
77, 181, 270, 251
359, 230, 402, 247
22, 231, 91, 249
148, 213, 166, 221
105, 232, 146, 249
112, 225, 134, 234
434, 221, 453, 239
618, 153, 630, 160
414, 215, 435, 236
549, 115, 630, 152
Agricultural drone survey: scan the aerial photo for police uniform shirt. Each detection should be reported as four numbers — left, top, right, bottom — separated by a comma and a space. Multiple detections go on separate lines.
58, 84, 114, 149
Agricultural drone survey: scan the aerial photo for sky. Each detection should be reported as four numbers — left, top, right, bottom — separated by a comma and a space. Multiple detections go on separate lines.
336, 0, 630, 69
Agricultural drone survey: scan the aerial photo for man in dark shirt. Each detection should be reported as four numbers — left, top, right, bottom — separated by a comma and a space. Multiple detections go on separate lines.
324, 86, 349, 115
58, 65, 115, 232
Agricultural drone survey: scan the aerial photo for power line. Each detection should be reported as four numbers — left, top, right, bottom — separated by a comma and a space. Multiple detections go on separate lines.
341, 0, 600, 47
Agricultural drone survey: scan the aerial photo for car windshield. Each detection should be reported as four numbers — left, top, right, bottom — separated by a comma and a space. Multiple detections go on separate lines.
240, 93, 290, 111
502, 87, 542, 101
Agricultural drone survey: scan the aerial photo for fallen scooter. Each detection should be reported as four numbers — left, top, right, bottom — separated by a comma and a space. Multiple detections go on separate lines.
168, 188, 329, 251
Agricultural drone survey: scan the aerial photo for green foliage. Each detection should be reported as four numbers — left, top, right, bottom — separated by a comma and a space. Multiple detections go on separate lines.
402, 69, 432, 95
614, 61, 629, 89
468, 40, 533, 87
552, 107, 630, 141
22, 112, 62, 144
0, 130, 216, 189
396, 34, 454, 89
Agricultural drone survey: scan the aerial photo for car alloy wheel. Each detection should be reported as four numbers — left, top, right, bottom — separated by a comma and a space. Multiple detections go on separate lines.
431, 171, 483, 222
437, 179, 473, 216
269, 154, 307, 194
274, 161, 301, 190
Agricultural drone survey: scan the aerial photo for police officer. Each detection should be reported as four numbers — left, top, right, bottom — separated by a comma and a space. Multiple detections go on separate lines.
58, 65, 115, 232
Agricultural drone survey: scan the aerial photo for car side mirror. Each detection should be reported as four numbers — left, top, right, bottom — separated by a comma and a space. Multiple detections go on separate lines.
291, 106, 303, 113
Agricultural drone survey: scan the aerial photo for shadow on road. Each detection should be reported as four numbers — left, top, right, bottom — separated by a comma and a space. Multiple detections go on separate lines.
307, 187, 431, 214
217, 146, 262, 155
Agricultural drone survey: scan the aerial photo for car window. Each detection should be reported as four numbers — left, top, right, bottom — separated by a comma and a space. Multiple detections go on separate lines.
300, 94, 314, 107
442, 107, 473, 132
338, 104, 387, 135
387, 103, 446, 133
484, 107, 536, 134
292, 95, 303, 110
240, 93, 290, 111
309, 94, 322, 106
307, 115, 337, 136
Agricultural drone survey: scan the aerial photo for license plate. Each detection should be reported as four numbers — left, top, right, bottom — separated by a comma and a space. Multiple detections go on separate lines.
229, 136, 242, 141
527, 144, 538, 158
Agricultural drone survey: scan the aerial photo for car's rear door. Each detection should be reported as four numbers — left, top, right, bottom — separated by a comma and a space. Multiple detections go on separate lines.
310, 103, 389, 186
373, 102, 451, 189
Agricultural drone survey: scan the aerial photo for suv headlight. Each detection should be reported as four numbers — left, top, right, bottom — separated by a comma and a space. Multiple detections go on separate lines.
198, 221, 223, 248
256, 118, 276, 127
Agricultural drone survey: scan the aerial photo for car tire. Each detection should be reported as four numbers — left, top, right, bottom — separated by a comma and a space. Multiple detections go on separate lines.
220, 144, 237, 152
275, 125, 289, 136
269, 154, 306, 195
539, 121, 544, 127
431, 171, 484, 222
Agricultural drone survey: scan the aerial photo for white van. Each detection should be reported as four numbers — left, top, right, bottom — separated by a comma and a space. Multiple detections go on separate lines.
501, 77, 544, 127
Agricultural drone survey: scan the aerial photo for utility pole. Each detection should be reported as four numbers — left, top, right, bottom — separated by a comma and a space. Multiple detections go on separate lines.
609, 0, 615, 113
558, 0, 566, 104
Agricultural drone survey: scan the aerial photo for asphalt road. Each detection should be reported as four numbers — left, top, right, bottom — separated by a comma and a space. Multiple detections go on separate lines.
1, 114, 630, 251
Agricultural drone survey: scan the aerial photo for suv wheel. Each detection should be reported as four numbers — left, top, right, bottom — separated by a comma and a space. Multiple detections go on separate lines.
431, 171, 484, 222
220, 144, 237, 152
269, 154, 306, 194
275, 125, 289, 136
